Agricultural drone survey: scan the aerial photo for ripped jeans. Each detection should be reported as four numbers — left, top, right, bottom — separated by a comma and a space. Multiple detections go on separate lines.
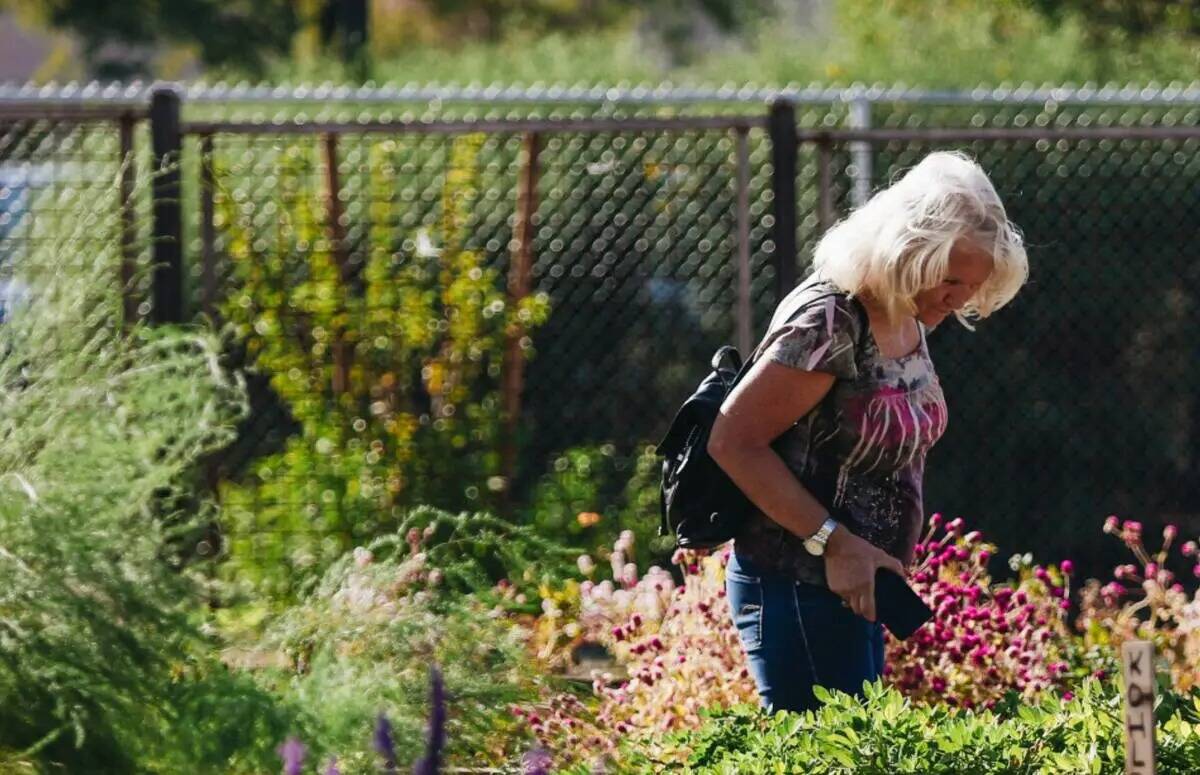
725, 550, 885, 713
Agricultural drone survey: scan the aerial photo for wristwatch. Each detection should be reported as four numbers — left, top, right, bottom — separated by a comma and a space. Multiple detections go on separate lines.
803, 517, 840, 556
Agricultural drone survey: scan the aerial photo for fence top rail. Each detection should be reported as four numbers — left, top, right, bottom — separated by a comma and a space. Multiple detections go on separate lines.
0, 104, 148, 121
5, 80, 1200, 107
182, 115, 766, 137
803, 125, 1200, 142
179, 117, 1200, 141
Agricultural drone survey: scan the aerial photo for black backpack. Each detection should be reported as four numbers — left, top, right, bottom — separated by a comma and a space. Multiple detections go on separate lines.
655, 290, 865, 550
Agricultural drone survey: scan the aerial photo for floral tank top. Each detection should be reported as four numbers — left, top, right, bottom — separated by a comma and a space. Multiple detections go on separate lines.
732, 277, 948, 586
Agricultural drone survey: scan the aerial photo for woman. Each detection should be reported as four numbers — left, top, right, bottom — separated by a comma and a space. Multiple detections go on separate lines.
708, 150, 1028, 713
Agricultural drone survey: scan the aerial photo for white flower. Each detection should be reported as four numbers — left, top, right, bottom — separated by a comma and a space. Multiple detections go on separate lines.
415, 228, 442, 258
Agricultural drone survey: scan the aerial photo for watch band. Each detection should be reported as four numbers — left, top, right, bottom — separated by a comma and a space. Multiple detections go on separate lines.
805, 517, 839, 553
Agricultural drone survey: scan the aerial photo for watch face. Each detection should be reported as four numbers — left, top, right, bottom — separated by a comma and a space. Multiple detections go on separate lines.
803, 538, 824, 556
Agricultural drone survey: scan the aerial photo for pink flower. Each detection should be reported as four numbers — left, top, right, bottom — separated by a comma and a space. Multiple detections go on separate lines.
1059, 560, 1074, 575
1062, 691, 1075, 701
1103, 515, 1120, 534
1163, 524, 1179, 541
1183, 541, 1198, 557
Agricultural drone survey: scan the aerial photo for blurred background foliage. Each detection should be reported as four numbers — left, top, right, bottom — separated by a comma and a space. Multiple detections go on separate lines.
0, 1, 1197, 86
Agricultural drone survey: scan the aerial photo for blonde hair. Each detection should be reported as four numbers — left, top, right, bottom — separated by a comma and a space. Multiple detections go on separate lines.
811, 150, 1028, 324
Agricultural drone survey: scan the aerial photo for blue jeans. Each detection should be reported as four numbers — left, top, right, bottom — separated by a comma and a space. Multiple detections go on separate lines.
725, 550, 885, 713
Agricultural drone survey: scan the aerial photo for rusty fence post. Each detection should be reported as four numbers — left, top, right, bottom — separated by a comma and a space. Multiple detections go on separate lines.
323, 132, 352, 396
500, 131, 541, 500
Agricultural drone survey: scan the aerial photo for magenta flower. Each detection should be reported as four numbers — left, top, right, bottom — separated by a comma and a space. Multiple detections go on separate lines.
1059, 560, 1074, 575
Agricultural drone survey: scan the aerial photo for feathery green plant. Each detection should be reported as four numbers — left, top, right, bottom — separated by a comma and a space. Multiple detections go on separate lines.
0, 170, 290, 772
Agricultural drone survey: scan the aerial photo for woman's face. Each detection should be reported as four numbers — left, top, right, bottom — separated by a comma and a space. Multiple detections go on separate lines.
913, 239, 994, 327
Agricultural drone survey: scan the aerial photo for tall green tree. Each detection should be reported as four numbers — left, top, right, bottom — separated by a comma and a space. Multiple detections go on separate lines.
7, 0, 301, 78
1030, 0, 1200, 40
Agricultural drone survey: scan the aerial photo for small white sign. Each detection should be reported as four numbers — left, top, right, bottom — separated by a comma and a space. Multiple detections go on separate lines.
1121, 640, 1156, 775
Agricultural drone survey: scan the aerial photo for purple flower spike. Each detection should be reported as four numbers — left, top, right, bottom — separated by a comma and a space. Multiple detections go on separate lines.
276, 737, 307, 775
412, 665, 447, 775
325, 757, 341, 775
521, 747, 553, 775
374, 713, 397, 773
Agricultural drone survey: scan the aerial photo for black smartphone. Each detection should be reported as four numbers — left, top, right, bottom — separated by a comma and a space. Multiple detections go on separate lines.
874, 568, 933, 640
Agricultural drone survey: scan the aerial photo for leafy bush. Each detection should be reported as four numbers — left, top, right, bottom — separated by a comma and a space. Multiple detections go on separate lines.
636, 680, 1200, 774
516, 518, 1089, 769
887, 514, 1073, 706
526, 442, 668, 561
1077, 517, 1200, 691
517, 540, 752, 770
249, 508, 573, 771
217, 134, 550, 598
0, 176, 292, 772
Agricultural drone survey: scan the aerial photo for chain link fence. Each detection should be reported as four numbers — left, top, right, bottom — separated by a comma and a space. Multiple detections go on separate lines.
1, 83, 1197, 576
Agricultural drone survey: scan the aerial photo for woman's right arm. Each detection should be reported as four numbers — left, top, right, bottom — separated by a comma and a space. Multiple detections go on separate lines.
708, 357, 904, 622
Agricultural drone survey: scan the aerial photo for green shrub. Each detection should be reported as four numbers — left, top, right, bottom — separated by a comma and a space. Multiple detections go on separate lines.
0, 176, 293, 772
527, 443, 671, 562
250, 508, 574, 771
217, 134, 551, 599
632, 680, 1200, 774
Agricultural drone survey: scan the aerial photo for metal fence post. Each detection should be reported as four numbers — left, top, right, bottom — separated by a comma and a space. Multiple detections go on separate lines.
816, 135, 835, 233
199, 133, 217, 319
768, 100, 798, 302
733, 126, 752, 356
849, 95, 873, 208
149, 86, 183, 323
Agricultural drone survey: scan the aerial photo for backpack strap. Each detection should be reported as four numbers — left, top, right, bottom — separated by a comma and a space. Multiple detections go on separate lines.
733, 288, 871, 392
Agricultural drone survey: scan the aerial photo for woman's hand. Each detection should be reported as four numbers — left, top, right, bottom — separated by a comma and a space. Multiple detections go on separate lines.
824, 528, 906, 622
